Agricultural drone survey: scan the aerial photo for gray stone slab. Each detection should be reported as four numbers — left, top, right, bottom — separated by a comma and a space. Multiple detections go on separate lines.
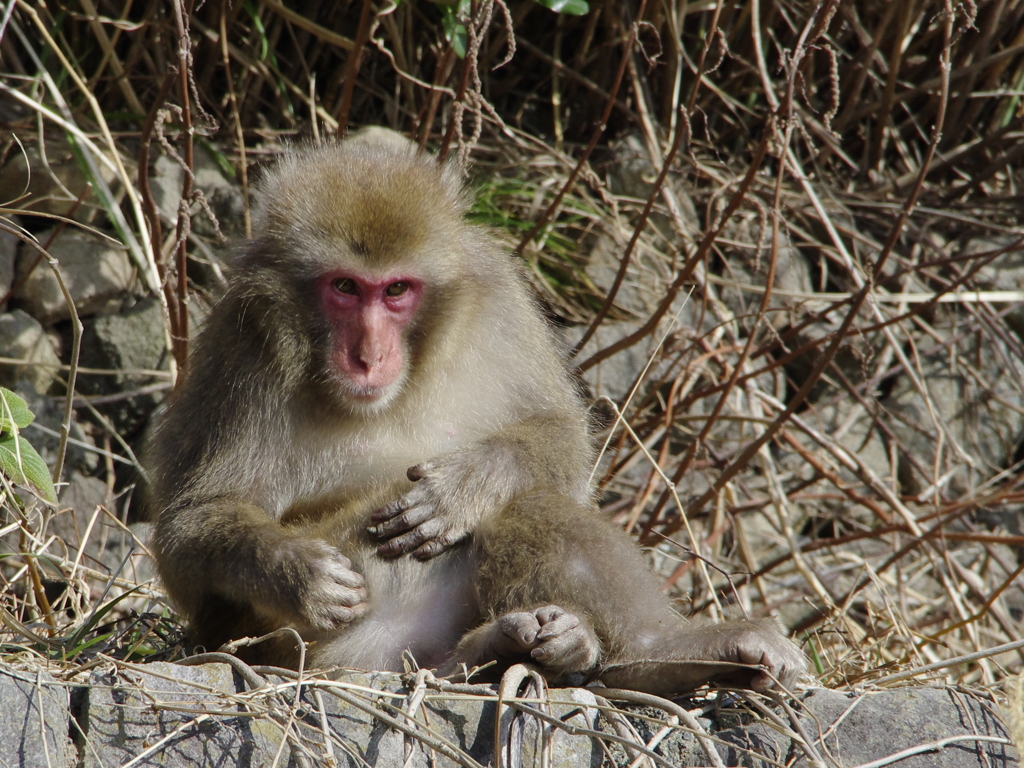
714, 687, 1016, 768
80, 661, 285, 768
69, 661, 1021, 768
0, 666, 73, 768
78, 662, 607, 768
313, 673, 603, 767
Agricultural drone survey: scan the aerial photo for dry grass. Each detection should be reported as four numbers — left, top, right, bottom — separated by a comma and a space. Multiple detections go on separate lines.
1, 2, 1024, 744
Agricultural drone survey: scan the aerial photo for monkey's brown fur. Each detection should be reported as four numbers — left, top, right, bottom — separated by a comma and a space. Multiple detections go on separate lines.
147, 129, 804, 694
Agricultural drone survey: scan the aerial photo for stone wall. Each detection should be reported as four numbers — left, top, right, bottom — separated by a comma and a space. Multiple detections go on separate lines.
0, 662, 1015, 767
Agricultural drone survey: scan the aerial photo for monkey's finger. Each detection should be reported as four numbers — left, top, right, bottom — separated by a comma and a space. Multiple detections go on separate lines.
406, 462, 434, 482
412, 530, 465, 561
317, 601, 370, 629
323, 581, 369, 606
368, 503, 435, 538
326, 550, 358, 572
375, 518, 447, 557
733, 645, 787, 690
369, 485, 429, 522
324, 563, 366, 591
335, 554, 354, 569
749, 650, 798, 691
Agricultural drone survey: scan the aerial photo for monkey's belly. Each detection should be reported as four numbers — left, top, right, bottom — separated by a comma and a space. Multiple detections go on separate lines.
308, 549, 478, 671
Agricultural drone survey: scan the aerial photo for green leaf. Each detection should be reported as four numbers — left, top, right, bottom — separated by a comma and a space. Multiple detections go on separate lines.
441, 11, 468, 58
534, 0, 589, 15
197, 138, 237, 180
0, 387, 34, 433
242, 0, 269, 61
65, 585, 146, 657
0, 434, 57, 504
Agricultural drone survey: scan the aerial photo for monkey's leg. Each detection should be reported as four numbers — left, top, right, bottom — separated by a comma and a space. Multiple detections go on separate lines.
596, 618, 806, 693
464, 489, 804, 694
459, 488, 671, 684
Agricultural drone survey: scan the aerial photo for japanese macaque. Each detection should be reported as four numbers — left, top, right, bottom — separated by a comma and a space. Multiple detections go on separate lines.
146, 128, 805, 696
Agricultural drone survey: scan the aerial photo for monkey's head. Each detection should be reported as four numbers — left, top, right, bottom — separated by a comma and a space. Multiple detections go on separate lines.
242, 130, 474, 413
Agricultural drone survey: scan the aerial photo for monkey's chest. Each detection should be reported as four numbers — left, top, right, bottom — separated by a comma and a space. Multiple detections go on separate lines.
278, 423, 472, 517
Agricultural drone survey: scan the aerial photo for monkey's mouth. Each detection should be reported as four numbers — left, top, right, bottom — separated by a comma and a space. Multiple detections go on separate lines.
350, 387, 388, 401
339, 378, 405, 411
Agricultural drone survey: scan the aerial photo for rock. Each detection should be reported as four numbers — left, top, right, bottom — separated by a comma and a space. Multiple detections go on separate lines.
886, 330, 1024, 496
715, 215, 817, 331
604, 133, 700, 239
0, 474, 106, 587
0, 226, 17, 306
793, 316, 879, 382
151, 146, 246, 240
53, 475, 138, 574
964, 235, 1024, 346
565, 284, 708, 405
0, 660, 1014, 768
316, 673, 602, 767
0, 132, 127, 223
30, 661, 1010, 768
600, 686, 1015, 767
778, 392, 893, 509
565, 318, 658, 404
149, 153, 185, 226
587, 135, 701, 327
79, 663, 605, 768
715, 687, 1015, 768
193, 147, 242, 240
81, 661, 279, 768
12, 230, 135, 324
584, 233, 667, 318
78, 297, 170, 437
0, 310, 61, 394
0, 666, 73, 768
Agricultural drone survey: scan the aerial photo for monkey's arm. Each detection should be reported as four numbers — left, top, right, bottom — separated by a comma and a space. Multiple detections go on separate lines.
155, 498, 368, 637
368, 412, 591, 559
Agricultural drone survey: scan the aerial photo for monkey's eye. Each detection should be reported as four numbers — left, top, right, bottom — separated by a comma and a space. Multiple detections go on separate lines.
334, 277, 358, 295
386, 281, 409, 297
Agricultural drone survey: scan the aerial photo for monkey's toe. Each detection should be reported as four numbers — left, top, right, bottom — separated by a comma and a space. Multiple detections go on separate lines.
491, 605, 601, 675
495, 611, 544, 652
530, 606, 600, 674
732, 632, 806, 690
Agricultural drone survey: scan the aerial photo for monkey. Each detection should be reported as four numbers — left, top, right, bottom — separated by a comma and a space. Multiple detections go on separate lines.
146, 128, 805, 696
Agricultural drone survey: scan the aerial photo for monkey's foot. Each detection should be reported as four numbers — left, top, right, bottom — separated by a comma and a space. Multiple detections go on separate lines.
493, 605, 601, 676
720, 621, 806, 691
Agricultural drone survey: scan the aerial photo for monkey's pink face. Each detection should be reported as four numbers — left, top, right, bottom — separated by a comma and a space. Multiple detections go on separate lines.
319, 271, 424, 407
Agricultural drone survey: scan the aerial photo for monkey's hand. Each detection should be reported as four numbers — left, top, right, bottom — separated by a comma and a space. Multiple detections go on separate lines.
369, 458, 500, 560
269, 539, 369, 631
